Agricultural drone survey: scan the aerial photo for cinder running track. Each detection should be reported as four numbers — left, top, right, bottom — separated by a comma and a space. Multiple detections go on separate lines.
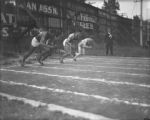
1, 56, 150, 120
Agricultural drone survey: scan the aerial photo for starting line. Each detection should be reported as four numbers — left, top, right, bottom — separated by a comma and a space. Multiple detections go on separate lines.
0, 92, 118, 120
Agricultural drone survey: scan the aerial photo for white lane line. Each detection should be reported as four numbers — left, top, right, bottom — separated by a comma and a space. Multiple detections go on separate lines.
73, 60, 150, 67
0, 92, 117, 120
1, 65, 18, 69
47, 58, 150, 68
29, 64, 150, 77
78, 57, 150, 65
45, 62, 150, 71
1, 80, 150, 108
83, 56, 150, 61
1, 68, 150, 88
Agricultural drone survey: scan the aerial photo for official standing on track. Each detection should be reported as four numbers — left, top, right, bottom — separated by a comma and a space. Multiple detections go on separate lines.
105, 31, 113, 56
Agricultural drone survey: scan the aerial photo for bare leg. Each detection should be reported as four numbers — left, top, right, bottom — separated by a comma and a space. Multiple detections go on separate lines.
60, 44, 73, 63
73, 46, 82, 60
73, 53, 80, 60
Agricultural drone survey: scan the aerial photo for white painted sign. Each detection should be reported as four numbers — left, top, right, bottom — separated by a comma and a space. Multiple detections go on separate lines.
1, 13, 16, 24
80, 13, 96, 23
78, 13, 96, 29
25, 1, 59, 16
80, 22, 94, 29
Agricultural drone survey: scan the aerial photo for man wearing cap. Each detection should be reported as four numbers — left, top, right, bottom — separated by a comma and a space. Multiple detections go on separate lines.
105, 31, 113, 56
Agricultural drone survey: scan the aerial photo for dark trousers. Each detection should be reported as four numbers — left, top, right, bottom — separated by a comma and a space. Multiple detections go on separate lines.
106, 44, 113, 55
23, 44, 53, 63
38, 48, 53, 61
23, 46, 38, 62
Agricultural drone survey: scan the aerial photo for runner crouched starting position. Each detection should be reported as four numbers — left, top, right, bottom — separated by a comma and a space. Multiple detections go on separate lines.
73, 38, 94, 61
37, 32, 56, 63
20, 28, 52, 66
59, 32, 80, 63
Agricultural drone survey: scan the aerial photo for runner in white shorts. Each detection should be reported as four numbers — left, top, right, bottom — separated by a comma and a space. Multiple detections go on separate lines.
60, 32, 80, 63
73, 38, 93, 60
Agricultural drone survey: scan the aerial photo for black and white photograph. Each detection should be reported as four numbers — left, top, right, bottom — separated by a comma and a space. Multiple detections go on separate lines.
0, 0, 150, 120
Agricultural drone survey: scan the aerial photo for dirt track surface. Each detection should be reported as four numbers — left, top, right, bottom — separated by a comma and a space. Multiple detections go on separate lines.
0, 56, 150, 120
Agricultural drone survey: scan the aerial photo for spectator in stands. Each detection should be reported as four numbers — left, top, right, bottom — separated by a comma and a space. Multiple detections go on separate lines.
147, 40, 150, 48
1, 26, 9, 55
11, 23, 21, 53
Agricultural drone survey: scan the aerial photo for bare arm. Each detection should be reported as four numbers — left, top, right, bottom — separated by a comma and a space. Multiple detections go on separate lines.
83, 45, 92, 48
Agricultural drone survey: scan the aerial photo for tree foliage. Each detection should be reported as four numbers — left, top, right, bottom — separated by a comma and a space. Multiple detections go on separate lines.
102, 0, 120, 14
